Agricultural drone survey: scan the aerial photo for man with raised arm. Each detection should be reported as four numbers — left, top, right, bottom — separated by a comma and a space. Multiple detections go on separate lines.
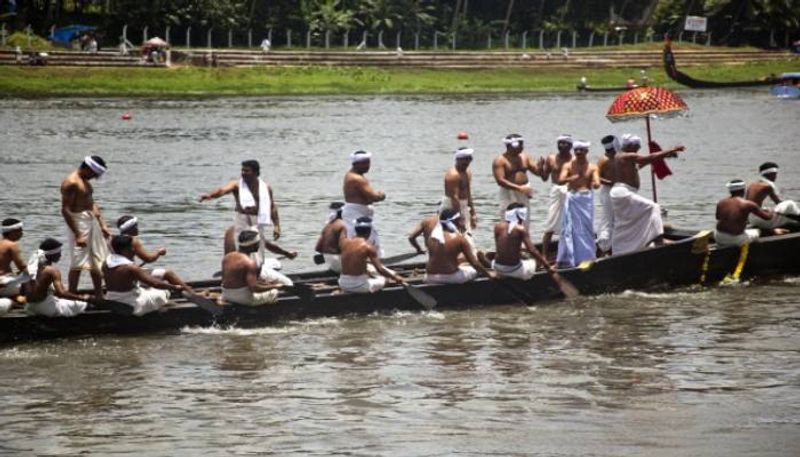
557, 140, 601, 268
610, 134, 685, 255
424, 209, 494, 285
314, 202, 347, 273
24, 238, 89, 317
0, 219, 28, 303
117, 215, 167, 265
492, 134, 546, 230
595, 135, 620, 256
493, 203, 555, 280
221, 230, 284, 306
61, 155, 111, 298
342, 150, 386, 252
338, 217, 403, 294
715, 180, 773, 247
540, 134, 573, 260
746, 162, 800, 230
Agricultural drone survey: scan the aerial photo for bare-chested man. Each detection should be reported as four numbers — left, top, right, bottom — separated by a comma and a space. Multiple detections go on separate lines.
0, 219, 28, 303
61, 155, 111, 297
199, 160, 281, 258
556, 141, 601, 268
715, 180, 773, 248
338, 217, 402, 294
24, 238, 88, 317
408, 212, 438, 255
540, 134, 574, 259
493, 203, 555, 280
424, 209, 494, 285
609, 134, 685, 255
221, 230, 284, 306
314, 202, 347, 273
492, 134, 546, 231
117, 215, 167, 265
595, 135, 620, 255
342, 150, 386, 252
745, 162, 800, 230
104, 235, 191, 316
442, 147, 478, 233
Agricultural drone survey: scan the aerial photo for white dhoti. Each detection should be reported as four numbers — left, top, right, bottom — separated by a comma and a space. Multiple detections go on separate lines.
222, 286, 279, 306
342, 203, 380, 251
25, 294, 86, 317
0, 298, 13, 315
543, 184, 568, 234
260, 258, 293, 287
492, 259, 537, 280
714, 228, 760, 248
557, 190, 597, 268
748, 200, 800, 229
0, 274, 22, 297
595, 184, 614, 253
66, 210, 109, 271
322, 254, 342, 273
424, 265, 478, 285
233, 212, 272, 261
498, 188, 531, 229
610, 183, 663, 255
106, 287, 169, 316
338, 274, 386, 294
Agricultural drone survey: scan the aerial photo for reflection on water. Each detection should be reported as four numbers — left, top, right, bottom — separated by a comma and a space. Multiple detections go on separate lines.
0, 94, 798, 455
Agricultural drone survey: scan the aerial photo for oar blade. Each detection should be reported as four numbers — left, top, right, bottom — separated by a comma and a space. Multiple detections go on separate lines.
402, 283, 436, 310
553, 274, 580, 299
381, 252, 421, 265
183, 292, 224, 316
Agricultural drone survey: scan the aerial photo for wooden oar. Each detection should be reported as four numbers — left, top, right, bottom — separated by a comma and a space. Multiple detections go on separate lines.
550, 271, 580, 299
314, 251, 421, 266
400, 281, 437, 310
182, 291, 224, 316
490, 276, 534, 306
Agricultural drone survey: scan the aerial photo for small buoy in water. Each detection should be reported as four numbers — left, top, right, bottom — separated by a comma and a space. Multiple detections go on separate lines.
121, 112, 132, 120
457, 131, 469, 140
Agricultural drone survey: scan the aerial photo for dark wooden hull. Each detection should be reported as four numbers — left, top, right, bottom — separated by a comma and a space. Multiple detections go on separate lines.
663, 42, 782, 89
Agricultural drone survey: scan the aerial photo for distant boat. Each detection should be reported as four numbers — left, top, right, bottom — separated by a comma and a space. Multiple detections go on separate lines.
771, 73, 800, 99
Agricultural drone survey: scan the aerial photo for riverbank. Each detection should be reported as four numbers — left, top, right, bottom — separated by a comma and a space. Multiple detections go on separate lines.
1, 60, 797, 97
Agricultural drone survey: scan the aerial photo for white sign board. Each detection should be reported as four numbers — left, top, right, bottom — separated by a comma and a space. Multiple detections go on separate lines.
684, 16, 707, 32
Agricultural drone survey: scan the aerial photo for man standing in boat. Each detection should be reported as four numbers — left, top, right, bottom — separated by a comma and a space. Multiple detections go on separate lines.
0, 219, 28, 305
557, 140, 600, 268
342, 150, 386, 252
338, 217, 402, 294
745, 162, 800, 231
492, 134, 546, 230
442, 147, 478, 236
715, 180, 773, 248
595, 135, 620, 256
24, 238, 89, 317
221, 230, 284, 306
61, 155, 111, 298
540, 134, 573, 260
314, 202, 347, 273
493, 203, 554, 280
424, 209, 494, 285
610, 135, 685, 255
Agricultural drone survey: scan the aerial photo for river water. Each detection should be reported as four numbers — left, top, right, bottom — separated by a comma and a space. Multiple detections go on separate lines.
0, 92, 798, 455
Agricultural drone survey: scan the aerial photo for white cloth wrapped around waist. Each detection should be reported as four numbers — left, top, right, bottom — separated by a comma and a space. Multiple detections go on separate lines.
222, 286, 279, 306
338, 274, 386, 294
260, 261, 293, 287
595, 184, 614, 253
106, 287, 170, 316
25, 294, 87, 318
342, 203, 380, 251
748, 200, 800, 229
65, 209, 109, 271
714, 228, 760, 248
610, 183, 663, 255
0, 273, 23, 297
492, 259, 537, 281
498, 187, 531, 229
424, 265, 478, 285
543, 184, 568, 233
322, 253, 342, 273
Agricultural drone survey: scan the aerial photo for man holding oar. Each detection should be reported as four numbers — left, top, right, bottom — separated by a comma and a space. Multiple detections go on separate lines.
715, 180, 772, 248
221, 230, 284, 306
117, 215, 167, 265
424, 209, 494, 285
338, 217, 402, 294
24, 238, 89, 317
492, 134, 546, 230
314, 202, 346, 273
0, 219, 28, 308
540, 134, 573, 260
342, 150, 385, 253
746, 162, 800, 231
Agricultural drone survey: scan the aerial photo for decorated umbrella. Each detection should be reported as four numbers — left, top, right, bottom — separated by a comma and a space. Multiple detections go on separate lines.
606, 86, 689, 202
143, 37, 169, 48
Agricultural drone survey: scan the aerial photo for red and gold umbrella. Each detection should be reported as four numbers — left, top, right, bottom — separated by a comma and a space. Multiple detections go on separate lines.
606, 86, 689, 202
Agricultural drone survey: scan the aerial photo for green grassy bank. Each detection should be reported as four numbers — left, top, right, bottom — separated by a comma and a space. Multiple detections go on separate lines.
1, 60, 797, 97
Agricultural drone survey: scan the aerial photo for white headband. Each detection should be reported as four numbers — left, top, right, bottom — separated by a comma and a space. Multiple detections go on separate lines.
83, 156, 107, 176
350, 151, 372, 164
43, 246, 62, 256
431, 212, 460, 244
621, 134, 641, 148
239, 232, 261, 247
454, 148, 474, 160
118, 217, 138, 233
556, 134, 573, 144
760, 167, 778, 176
503, 136, 524, 148
1, 222, 23, 233
726, 180, 746, 192
602, 136, 621, 153
573, 140, 591, 150
504, 207, 528, 233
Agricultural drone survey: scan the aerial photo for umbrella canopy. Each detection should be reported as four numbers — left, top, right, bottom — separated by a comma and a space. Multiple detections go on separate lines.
606, 86, 688, 122
143, 37, 169, 48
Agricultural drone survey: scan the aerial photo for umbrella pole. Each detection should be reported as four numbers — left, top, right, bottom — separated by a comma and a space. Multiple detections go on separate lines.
646, 116, 657, 202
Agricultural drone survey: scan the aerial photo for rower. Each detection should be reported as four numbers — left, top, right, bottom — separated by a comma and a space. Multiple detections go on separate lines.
442, 147, 478, 235
338, 217, 402, 294
595, 135, 620, 256
492, 134, 546, 230
117, 215, 166, 265
556, 140, 600, 268
342, 150, 386, 253
61, 155, 111, 298
541, 134, 574, 260
221, 230, 283, 306
493, 203, 554, 280
610, 134, 685, 255
0, 218, 28, 303
408, 212, 439, 255
314, 202, 347, 273
24, 238, 89, 317
715, 180, 772, 248
745, 162, 800, 230
103, 235, 190, 316
424, 209, 494, 285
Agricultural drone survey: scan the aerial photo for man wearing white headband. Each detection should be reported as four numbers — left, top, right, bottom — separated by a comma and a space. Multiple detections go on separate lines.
424, 209, 494, 285
24, 238, 89, 317
610, 134, 685, 255
595, 135, 621, 255
492, 133, 547, 230
714, 180, 772, 248
342, 150, 386, 253
745, 162, 800, 230
221, 230, 283, 306
315, 202, 347, 273
61, 155, 111, 298
338, 217, 403, 294
442, 147, 478, 234
116, 215, 168, 266
0, 218, 28, 302
540, 134, 574, 259
557, 141, 600, 268
493, 203, 555, 280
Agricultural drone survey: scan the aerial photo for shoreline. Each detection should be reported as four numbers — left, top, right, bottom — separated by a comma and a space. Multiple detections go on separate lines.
1, 60, 797, 97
